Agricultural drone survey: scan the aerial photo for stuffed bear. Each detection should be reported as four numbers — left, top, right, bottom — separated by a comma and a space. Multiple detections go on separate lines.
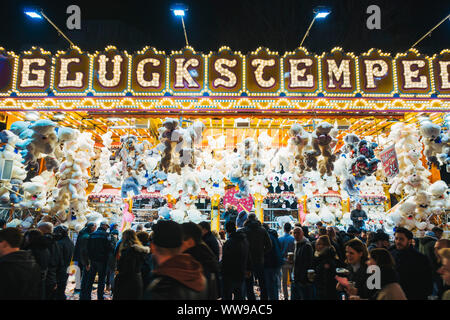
20, 181, 46, 209
419, 120, 445, 167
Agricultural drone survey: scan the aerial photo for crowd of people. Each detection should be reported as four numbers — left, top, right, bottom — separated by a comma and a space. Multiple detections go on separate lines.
0, 215, 449, 300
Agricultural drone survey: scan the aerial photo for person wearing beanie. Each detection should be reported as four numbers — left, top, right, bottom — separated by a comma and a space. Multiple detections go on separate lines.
143, 220, 207, 300
53, 225, 74, 300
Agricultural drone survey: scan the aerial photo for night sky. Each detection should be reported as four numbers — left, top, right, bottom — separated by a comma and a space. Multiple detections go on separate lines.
0, 0, 449, 55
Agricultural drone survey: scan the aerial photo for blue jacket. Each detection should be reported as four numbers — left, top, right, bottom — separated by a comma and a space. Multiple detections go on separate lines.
278, 233, 295, 262
87, 229, 112, 262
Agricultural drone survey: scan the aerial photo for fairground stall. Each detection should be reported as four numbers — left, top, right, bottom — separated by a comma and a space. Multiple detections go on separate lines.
0, 45, 449, 236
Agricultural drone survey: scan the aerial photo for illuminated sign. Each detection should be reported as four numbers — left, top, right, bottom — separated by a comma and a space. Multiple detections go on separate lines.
0, 46, 449, 98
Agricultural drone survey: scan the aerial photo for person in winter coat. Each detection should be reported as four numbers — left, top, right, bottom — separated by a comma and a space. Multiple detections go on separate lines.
0, 228, 41, 300
262, 223, 283, 300
37, 222, 61, 300
279, 222, 295, 300
337, 238, 374, 299
221, 221, 250, 300
53, 225, 74, 300
83, 221, 112, 300
22, 229, 51, 299
198, 221, 220, 260
75, 222, 96, 296
367, 248, 406, 300
106, 224, 119, 293
313, 235, 339, 300
136, 231, 154, 290
143, 220, 208, 300
223, 204, 239, 226
389, 227, 433, 300
113, 229, 150, 300
434, 239, 450, 298
242, 214, 272, 300
418, 231, 439, 272
181, 222, 220, 300
327, 227, 344, 263
291, 226, 314, 300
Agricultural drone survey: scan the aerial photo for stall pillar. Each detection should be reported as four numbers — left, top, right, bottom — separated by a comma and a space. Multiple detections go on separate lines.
254, 193, 264, 223
211, 194, 221, 232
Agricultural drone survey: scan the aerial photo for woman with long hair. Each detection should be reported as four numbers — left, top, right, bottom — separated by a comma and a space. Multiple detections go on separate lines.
337, 238, 372, 299
367, 248, 406, 300
113, 229, 150, 300
312, 235, 340, 300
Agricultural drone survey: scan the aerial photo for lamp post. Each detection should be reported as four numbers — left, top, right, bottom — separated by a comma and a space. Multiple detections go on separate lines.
24, 8, 76, 48
171, 4, 190, 47
411, 13, 450, 49
300, 6, 331, 47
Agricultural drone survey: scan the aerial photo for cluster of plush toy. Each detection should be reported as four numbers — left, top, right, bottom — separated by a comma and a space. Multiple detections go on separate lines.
92, 132, 113, 194
419, 116, 450, 172
334, 133, 380, 198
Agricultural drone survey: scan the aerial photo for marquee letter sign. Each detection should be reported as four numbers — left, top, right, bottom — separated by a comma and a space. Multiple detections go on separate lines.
0, 46, 448, 98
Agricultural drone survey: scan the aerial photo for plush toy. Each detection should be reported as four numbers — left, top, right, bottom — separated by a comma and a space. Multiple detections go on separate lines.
20, 181, 46, 209
289, 123, 309, 174
419, 119, 445, 167
315, 122, 336, 176
13, 119, 58, 165
93, 131, 114, 194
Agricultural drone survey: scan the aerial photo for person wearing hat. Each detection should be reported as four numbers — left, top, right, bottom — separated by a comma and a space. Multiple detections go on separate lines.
143, 220, 207, 300
83, 221, 113, 300
53, 225, 74, 300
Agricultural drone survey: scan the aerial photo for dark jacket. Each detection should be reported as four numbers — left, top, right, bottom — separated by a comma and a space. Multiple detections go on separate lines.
350, 209, 367, 230
72, 227, 87, 262
221, 230, 250, 281
390, 246, 433, 300
42, 233, 61, 288
418, 236, 438, 271
202, 231, 220, 260
313, 247, 339, 300
185, 242, 220, 300
107, 230, 120, 270
242, 219, 272, 268
0, 250, 42, 300
293, 238, 313, 284
113, 244, 150, 300
264, 229, 283, 269
347, 262, 373, 299
143, 253, 208, 300
223, 208, 239, 225
56, 236, 74, 270
369, 266, 401, 300
74, 228, 91, 266
87, 229, 112, 263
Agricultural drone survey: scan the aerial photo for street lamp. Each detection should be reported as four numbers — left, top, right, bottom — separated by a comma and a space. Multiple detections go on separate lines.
411, 13, 450, 49
24, 7, 76, 48
171, 4, 190, 47
300, 6, 331, 47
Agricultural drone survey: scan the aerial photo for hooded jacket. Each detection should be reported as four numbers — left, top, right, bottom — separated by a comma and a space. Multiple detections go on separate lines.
221, 230, 250, 281
418, 235, 438, 271
242, 219, 272, 268
293, 238, 313, 284
264, 228, 283, 269
144, 253, 207, 300
202, 231, 220, 260
0, 250, 41, 299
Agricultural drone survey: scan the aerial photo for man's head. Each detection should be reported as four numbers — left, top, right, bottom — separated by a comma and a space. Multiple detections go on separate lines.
247, 213, 257, 222
437, 248, 450, 286
99, 221, 109, 231
356, 203, 362, 210
394, 227, 413, 250
284, 222, 292, 234
0, 228, 23, 257
293, 227, 304, 242
53, 225, 68, 240
226, 203, 232, 211
136, 224, 144, 232
434, 239, 450, 263
0, 219, 6, 229
37, 221, 53, 235
110, 223, 118, 231
225, 221, 236, 235
198, 221, 211, 236
374, 232, 390, 249
316, 221, 323, 228
86, 222, 97, 233
180, 222, 203, 252
150, 220, 182, 265
432, 227, 443, 240
347, 226, 359, 236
